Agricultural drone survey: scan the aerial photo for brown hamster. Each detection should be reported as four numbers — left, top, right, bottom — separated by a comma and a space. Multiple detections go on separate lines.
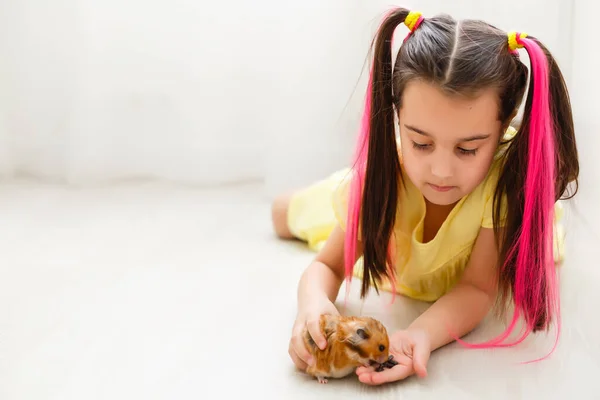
302, 314, 390, 384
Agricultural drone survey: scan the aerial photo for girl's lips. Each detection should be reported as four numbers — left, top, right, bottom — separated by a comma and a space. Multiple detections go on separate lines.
429, 183, 455, 192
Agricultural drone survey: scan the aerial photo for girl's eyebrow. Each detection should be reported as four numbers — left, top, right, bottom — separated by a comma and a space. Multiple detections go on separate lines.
404, 124, 491, 142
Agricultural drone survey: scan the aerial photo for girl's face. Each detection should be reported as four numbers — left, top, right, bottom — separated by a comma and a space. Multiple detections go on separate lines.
398, 80, 504, 206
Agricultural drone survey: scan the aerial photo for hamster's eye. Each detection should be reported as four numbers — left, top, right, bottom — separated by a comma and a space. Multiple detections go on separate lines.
379, 344, 385, 352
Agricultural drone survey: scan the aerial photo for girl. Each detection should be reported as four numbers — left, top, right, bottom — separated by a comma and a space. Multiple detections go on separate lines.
273, 8, 579, 385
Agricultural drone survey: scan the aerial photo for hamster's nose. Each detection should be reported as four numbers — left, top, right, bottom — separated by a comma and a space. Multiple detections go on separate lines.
377, 354, 388, 364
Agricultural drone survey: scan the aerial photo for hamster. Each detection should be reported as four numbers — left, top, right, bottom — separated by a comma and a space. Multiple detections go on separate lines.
302, 314, 390, 384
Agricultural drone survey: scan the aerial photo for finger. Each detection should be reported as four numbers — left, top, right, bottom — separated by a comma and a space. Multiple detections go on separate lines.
362, 364, 414, 385
355, 365, 375, 375
357, 371, 374, 385
412, 343, 430, 378
291, 335, 314, 367
288, 345, 308, 371
306, 319, 327, 350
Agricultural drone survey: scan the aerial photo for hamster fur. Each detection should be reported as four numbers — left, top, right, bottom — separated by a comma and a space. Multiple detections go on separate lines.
302, 314, 390, 384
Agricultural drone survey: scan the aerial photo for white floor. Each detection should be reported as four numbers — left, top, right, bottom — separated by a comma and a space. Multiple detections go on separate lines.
1, 179, 599, 399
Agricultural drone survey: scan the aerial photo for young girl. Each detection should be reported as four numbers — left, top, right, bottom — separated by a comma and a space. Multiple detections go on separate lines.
272, 8, 579, 385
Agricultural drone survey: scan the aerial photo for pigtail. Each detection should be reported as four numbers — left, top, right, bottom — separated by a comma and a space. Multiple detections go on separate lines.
479, 33, 578, 355
344, 8, 410, 299
506, 33, 559, 340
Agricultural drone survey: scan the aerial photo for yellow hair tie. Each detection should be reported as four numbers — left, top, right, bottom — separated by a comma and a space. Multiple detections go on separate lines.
507, 31, 528, 51
405, 11, 423, 32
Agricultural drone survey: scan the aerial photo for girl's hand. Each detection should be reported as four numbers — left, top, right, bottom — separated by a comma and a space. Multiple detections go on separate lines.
355, 329, 431, 385
288, 298, 340, 371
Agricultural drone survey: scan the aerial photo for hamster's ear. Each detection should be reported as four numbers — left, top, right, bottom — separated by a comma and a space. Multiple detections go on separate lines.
356, 328, 370, 340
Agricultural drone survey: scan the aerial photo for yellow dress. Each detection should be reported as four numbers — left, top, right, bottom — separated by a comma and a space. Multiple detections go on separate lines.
286, 127, 565, 302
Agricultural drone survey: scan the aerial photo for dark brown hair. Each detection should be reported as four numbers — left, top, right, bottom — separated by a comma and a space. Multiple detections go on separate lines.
345, 8, 579, 340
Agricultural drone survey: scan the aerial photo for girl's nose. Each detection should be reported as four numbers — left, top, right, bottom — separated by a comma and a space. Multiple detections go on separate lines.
430, 154, 454, 181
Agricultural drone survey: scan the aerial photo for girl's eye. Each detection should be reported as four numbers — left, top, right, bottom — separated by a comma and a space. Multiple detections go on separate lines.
412, 141, 477, 156
458, 147, 478, 156
411, 141, 430, 150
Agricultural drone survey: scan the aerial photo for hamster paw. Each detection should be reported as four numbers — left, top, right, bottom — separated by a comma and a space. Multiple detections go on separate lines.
317, 376, 328, 384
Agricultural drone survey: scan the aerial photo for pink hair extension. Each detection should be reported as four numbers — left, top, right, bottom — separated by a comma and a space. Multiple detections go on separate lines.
343, 66, 371, 302
343, 9, 408, 305
456, 34, 560, 361
343, 64, 399, 307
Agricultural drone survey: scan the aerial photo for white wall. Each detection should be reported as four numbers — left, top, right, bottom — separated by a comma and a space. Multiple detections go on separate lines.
569, 1, 600, 229
0, 0, 279, 185
0, 0, 376, 189
263, 1, 375, 195
0, 0, 82, 181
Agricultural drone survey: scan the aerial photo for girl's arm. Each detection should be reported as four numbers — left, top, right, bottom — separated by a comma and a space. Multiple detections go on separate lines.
407, 227, 500, 352
297, 224, 349, 308
290, 223, 362, 366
